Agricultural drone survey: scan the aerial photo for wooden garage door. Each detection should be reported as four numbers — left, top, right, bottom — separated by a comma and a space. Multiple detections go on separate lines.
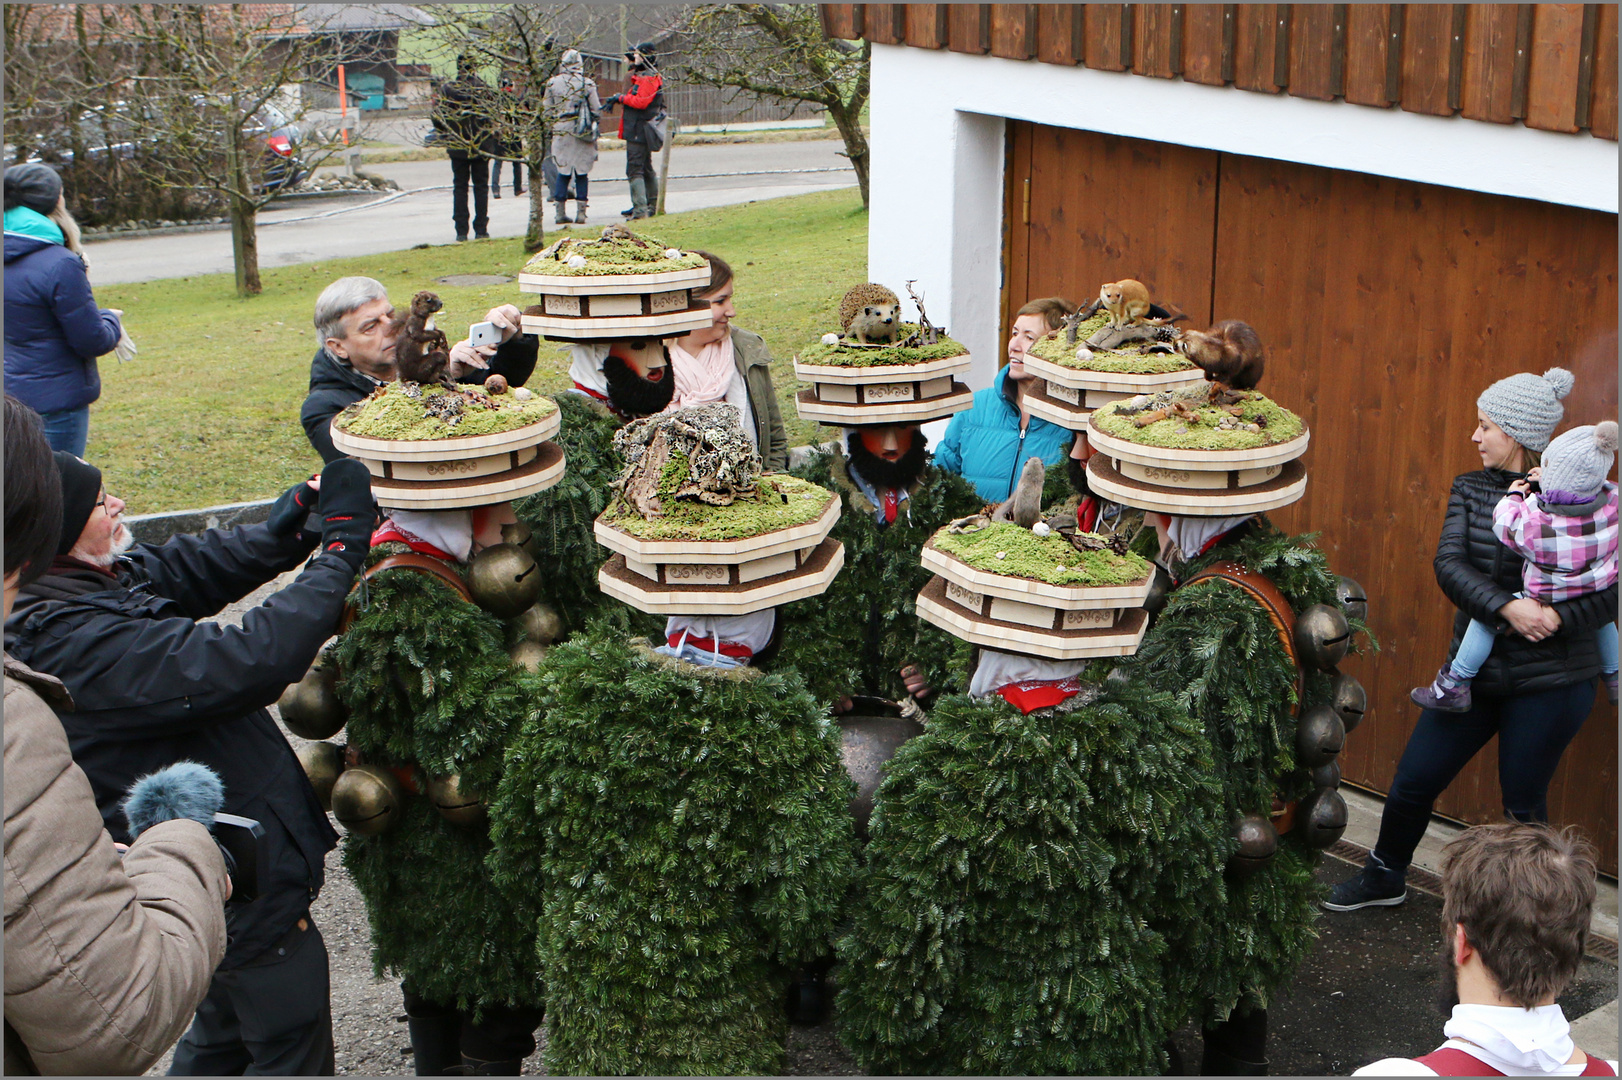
1004, 121, 1620, 873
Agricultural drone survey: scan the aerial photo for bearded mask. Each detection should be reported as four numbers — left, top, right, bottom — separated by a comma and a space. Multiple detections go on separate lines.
845, 428, 929, 493
603, 351, 675, 417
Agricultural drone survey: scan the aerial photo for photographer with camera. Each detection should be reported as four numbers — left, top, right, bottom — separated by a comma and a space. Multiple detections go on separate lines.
3, 450, 379, 1075
601, 42, 666, 220
4, 397, 231, 1076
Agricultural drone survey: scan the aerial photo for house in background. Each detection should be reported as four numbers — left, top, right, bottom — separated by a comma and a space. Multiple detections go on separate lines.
282, 3, 434, 110
823, 4, 1619, 872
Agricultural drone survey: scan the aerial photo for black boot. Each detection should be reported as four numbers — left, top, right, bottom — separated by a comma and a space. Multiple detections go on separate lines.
785, 967, 830, 1026
407, 1014, 463, 1076
1201, 1007, 1268, 1075
460, 1055, 525, 1075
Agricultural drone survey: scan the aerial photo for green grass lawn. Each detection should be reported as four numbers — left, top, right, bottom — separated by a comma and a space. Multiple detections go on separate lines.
91, 187, 865, 512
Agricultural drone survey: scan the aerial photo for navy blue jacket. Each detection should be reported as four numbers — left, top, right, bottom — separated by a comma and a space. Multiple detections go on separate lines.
3, 233, 120, 414
5, 525, 348, 967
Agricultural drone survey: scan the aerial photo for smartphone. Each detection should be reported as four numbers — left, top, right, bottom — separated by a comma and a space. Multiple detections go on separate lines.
468, 321, 502, 348
213, 812, 267, 904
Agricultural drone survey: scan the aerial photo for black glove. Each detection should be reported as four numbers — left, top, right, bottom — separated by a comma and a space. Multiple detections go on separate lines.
265, 477, 320, 544
602, 94, 620, 110
315, 458, 377, 571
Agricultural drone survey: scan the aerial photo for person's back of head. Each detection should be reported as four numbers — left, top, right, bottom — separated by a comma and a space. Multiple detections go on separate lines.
1441, 822, 1596, 1008
1017, 296, 1077, 334
4, 395, 64, 595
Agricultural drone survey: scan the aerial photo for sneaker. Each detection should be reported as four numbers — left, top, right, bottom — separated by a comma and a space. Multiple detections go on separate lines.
1604, 671, 1618, 706
491, 188, 501, 199
1323, 860, 1407, 911
455, 233, 468, 242
1410, 666, 1471, 713
473, 231, 489, 240
620, 206, 635, 218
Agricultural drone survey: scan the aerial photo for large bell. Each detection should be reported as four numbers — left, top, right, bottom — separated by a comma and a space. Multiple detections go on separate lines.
510, 639, 549, 672
330, 764, 404, 836
515, 601, 564, 645
1295, 703, 1346, 768
838, 713, 925, 840
295, 741, 345, 811
1298, 787, 1349, 849
1308, 758, 1342, 790
500, 520, 542, 563
1230, 812, 1279, 875
427, 773, 485, 826
1335, 576, 1369, 623
277, 654, 347, 740
467, 543, 543, 619
1329, 671, 1368, 734
1293, 603, 1352, 671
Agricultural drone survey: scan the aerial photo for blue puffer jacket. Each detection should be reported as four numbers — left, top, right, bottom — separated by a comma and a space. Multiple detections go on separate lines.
4, 214, 120, 415
934, 368, 1075, 501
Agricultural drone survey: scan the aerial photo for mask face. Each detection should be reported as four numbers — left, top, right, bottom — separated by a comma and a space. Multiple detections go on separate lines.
858, 425, 915, 462
603, 351, 675, 417
846, 427, 928, 493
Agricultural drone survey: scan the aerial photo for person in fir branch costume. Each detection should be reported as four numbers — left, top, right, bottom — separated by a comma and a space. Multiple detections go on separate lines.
329, 502, 548, 1076
778, 424, 983, 707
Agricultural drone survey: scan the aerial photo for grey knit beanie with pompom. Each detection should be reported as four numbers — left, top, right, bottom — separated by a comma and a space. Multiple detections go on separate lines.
1476, 367, 1574, 453
1539, 420, 1618, 504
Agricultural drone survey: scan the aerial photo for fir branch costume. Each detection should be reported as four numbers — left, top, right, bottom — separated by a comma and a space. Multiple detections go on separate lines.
778, 444, 982, 703
329, 553, 546, 1015
488, 631, 858, 1076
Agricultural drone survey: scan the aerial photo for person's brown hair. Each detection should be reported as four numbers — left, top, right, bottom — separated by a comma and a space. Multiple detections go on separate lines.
690, 250, 732, 299
1016, 296, 1077, 333
4, 396, 63, 587
1440, 822, 1596, 1008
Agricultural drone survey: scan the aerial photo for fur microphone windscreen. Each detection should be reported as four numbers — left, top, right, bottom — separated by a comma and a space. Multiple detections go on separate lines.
122, 760, 224, 838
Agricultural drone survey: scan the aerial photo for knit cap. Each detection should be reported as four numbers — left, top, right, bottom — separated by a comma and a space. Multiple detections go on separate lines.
3, 163, 62, 215
1539, 420, 1618, 504
1476, 367, 1573, 452
52, 451, 102, 556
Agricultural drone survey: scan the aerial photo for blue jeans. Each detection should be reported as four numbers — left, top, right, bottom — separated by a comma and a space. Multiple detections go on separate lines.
1372, 679, 1598, 873
40, 406, 89, 457
1454, 607, 1618, 679
550, 169, 587, 203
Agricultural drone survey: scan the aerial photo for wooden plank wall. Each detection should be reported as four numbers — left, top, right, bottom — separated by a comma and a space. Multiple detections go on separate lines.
1004, 120, 1620, 870
822, 3, 1620, 139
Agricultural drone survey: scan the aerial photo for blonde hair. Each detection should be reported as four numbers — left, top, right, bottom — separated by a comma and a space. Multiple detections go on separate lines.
47, 198, 85, 264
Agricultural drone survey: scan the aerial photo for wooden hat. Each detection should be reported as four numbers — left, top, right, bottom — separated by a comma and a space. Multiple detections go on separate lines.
517, 230, 714, 342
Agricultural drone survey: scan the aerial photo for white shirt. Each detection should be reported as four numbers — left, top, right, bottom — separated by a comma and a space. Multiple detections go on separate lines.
1355, 1004, 1618, 1076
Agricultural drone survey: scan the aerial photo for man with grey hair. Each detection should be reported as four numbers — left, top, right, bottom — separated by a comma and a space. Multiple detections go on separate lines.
300, 276, 541, 462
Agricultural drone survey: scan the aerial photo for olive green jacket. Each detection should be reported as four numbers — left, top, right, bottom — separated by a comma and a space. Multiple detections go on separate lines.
732, 326, 788, 472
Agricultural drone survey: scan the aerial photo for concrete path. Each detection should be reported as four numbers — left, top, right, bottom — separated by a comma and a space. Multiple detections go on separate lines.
89, 139, 855, 286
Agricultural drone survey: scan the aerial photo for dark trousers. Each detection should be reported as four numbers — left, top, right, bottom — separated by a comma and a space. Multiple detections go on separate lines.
169, 916, 335, 1076
450, 155, 489, 238
491, 156, 523, 194
550, 169, 587, 203
625, 137, 659, 207
402, 985, 543, 1070
1373, 680, 1597, 872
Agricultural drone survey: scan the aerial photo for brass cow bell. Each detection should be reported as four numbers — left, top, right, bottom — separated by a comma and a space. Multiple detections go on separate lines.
467, 543, 543, 620
1308, 759, 1342, 790
295, 741, 345, 811
1293, 603, 1352, 672
277, 654, 347, 741
1329, 672, 1368, 734
1298, 788, 1349, 849
1295, 704, 1346, 769
1231, 812, 1279, 875
838, 713, 925, 840
428, 773, 485, 827
500, 520, 542, 562
510, 639, 549, 672
515, 602, 565, 645
1335, 576, 1369, 623
330, 764, 403, 836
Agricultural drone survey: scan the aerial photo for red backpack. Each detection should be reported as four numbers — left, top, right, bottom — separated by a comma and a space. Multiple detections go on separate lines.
1416, 1046, 1615, 1075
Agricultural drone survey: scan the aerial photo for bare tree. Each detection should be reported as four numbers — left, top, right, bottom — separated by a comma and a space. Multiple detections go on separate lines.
674, 3, 870, 207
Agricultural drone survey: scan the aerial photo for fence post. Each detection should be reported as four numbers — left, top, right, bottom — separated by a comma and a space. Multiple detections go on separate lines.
656, 118, 675, 215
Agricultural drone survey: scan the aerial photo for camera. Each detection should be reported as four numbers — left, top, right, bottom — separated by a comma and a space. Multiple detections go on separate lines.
213, 813, 266, 904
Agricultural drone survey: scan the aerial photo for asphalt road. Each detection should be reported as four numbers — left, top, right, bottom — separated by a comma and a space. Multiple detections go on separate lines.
89, 138, 855, 286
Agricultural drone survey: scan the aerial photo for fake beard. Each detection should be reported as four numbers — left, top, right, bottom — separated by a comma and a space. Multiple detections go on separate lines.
845, 431, 929, 492
603, 353, 676, 417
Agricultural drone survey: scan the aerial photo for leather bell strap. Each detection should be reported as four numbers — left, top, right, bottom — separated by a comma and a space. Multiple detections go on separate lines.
338, 552, 473, 632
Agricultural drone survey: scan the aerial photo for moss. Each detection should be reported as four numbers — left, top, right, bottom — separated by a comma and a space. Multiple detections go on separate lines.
657, 449, 691, 502
335, 383, 558, 441
520, 230, 707, 277
602, 474, 834, 542
797, 327, 969, 367
1027, 322, 1196, 375
1092, 389, 1304, 450
932, 521, 1150, 587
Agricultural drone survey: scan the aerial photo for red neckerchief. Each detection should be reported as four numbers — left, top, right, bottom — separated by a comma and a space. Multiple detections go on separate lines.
572, 381, 633, 421
1197, 531, 1229, 556
370, 522, 458, 562
996, 676, 1086, 714
50, 554, 119, 580
881, 489, 899, 524
665, 631, 755, 659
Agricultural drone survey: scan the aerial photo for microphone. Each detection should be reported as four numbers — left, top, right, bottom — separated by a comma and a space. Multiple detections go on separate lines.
122, 761, 224, 839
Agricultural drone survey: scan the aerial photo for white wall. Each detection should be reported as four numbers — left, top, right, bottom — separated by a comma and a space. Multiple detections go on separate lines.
867, 42, 1620, 393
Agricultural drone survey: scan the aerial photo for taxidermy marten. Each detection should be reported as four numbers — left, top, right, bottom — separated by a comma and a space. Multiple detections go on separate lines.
839, 282, 902, 345
1177, 319, 1266, 393
1099, 279, 1152, 329
394, 291, 453, 388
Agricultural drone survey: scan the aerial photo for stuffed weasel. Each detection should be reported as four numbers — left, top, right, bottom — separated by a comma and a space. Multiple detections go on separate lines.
1177, 319, 1266, 394
393, 291, 454, 388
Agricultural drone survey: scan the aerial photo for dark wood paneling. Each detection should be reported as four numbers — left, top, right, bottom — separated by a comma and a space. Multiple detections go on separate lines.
1591, 2, 1619, 138
1461, 3, 1521, 123
1002, 122, 1035, 353
1233, 3, 1283, 91
1084, 4, 1131, 71
1400, 1, 1457, 114
1182, 3, 1231, 84
1208, 154, 1619, 871
1036, 2, 1084, 65
866, 3, 905, 45
1343, 3, 1393, 104
821, 4, 862, 40
1290, 3, 1343, 100
1134, 4, 1180, 77
990, 4, 1037, 59
1526, 3, 1586, 131
949, 4, 990, 54
904, 3, 948, 48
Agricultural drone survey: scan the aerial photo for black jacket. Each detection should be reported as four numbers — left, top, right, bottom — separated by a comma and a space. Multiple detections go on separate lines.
433, 72, 496, 158
299, 333, 540, 463
1434, 468, 1617, 697
4, 526, 351, 967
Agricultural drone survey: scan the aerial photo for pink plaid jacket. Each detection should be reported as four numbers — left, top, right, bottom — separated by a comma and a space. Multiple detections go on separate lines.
1493, 481, 1619, 603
